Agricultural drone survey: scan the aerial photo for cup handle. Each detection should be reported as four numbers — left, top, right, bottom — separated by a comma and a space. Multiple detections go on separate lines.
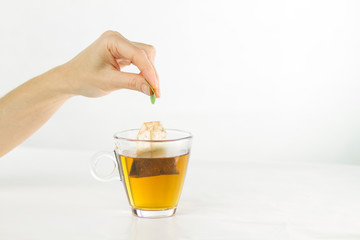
89, 151, 121, 182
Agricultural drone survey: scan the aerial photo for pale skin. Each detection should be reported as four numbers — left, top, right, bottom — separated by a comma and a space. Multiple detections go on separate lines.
0, 30, 160, 157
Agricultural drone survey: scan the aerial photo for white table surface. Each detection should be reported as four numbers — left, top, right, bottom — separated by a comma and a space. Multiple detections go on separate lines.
1, 147, 360, 240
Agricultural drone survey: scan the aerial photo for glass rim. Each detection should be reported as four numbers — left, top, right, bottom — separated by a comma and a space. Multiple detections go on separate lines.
113, 128, 193, 142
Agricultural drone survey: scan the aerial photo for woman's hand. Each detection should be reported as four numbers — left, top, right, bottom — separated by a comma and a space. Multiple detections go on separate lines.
61, 30, 160, 98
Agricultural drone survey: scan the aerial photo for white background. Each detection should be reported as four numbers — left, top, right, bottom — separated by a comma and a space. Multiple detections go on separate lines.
1, 0, 360, 164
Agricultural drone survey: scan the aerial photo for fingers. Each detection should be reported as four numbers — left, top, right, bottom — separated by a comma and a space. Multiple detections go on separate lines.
116, 58, 131, 69
129, 45, 160, 97
101, 31, 160, 97
109, 71, 152, 96
131, 42, 156, 63
132, 42, 160, 92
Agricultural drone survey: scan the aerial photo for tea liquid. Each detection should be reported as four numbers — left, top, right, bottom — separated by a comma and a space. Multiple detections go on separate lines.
119, 153, 189, 210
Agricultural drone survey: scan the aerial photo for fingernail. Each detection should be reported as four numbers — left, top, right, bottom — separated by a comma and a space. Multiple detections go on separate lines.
141, 84, 151, 96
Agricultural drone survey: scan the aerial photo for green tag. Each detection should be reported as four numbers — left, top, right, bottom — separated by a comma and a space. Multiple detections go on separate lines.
150, 93, 156, 104
144, 78, 156, 104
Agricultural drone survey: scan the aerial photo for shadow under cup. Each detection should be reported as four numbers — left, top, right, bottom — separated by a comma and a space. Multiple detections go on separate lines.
90, 129, 193, 218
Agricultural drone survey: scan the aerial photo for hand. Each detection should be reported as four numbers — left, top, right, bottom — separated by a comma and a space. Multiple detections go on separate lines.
61, 30, 160, 98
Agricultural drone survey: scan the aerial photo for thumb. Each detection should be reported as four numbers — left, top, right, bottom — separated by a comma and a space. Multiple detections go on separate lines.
110, 71, 151, 96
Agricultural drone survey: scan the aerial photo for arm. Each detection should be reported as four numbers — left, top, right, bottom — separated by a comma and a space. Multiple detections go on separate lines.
0, 67, 71, 156
0, 30, 159, 157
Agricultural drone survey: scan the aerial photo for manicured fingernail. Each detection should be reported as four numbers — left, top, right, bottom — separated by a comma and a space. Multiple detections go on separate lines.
141, 84, 150, 96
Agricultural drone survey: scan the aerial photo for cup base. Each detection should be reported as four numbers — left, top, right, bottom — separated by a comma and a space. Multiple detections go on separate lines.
132, 208, 177, 218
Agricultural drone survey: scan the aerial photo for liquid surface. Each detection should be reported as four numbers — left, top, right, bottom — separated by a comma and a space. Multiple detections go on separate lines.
119, 153, 189, 210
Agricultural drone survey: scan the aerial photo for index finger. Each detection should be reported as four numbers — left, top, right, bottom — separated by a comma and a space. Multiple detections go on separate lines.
102, 31, 160, 97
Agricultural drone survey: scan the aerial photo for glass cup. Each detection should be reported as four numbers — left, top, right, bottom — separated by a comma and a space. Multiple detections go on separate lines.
89, 129, 193, 218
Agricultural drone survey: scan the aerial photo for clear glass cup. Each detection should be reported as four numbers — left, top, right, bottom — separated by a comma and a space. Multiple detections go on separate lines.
89, 129, 193, 218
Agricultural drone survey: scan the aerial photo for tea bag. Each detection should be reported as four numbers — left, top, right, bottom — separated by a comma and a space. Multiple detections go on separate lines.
136, 121, 167, 156
130, 121, 179, 178
129, 157, 180, 178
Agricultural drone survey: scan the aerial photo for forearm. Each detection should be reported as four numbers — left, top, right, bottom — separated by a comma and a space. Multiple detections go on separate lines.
0, 66, 72, 157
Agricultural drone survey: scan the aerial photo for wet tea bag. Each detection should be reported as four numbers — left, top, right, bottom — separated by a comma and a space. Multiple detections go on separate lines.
129, 157, 180, 178
130, 121, 179, 178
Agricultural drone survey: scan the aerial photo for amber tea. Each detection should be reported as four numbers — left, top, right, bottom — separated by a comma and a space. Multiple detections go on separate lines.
119, 153, 189, 210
